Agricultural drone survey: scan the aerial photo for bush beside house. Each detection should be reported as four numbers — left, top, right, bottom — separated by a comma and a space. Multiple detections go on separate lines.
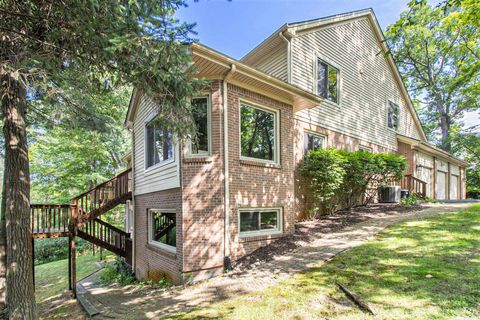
300, 149, 407, 217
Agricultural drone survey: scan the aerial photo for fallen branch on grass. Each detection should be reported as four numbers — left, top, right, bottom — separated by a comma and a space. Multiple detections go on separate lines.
337, 282, 375, 315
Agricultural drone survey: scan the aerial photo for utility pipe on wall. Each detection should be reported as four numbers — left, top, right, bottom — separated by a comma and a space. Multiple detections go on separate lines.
223, 64, 236, 270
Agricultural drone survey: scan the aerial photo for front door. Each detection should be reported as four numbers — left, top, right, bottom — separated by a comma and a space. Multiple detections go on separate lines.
450, 175, 459, 200
417, 166, 432, 198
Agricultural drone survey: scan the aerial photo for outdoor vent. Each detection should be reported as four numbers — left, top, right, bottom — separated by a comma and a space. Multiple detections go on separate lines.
378, 186, 401, 203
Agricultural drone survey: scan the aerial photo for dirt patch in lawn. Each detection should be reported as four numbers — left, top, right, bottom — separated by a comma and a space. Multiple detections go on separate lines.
233, 204, 427, 271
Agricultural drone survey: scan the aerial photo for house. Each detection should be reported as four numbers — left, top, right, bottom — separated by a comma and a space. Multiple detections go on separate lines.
120, 9, 468, 284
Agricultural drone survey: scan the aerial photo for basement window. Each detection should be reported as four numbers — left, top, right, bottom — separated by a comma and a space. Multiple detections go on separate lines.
387, 101, 400, 130
187, 96, 211, 156
240, 102, 279, 163
239, 208, 282, 237
317, 58, 339, 103
145, 118, 173, 168
148, 209, 176, 252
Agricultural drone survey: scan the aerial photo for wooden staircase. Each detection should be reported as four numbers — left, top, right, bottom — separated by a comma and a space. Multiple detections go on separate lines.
395, 174, 428, 198
30, 168, 133, 296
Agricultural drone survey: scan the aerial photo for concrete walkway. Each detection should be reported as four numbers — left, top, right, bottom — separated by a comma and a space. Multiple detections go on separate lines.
77, 203, 472, 319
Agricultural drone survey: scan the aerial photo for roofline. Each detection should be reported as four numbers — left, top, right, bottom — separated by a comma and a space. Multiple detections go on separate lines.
397, 134, 469, 167
240, 9, 428, 142
193, 42, 323, 105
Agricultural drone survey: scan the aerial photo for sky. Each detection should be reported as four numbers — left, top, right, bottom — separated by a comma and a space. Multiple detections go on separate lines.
176, 0, 479, 131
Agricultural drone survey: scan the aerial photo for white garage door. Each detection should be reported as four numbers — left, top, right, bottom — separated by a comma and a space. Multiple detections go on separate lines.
450, 175, 459, 200
436, 171, 447, 200
417, 166, 432, 198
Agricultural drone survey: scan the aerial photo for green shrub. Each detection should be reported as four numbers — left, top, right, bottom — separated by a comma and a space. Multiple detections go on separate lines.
300, 149, 407, 216
99, 257, 136, 285
401, 194, 420, 207
34, 237, 92, 265
300, 148, 346, 215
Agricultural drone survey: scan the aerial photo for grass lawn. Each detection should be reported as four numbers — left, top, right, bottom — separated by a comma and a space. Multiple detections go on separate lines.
167, 204, 480, 320
36, 253, 112, 319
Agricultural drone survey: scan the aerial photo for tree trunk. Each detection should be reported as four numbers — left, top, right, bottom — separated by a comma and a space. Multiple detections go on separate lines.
440, 113, 451, 152
1, 75, 36, 319
0, 176, 5, 313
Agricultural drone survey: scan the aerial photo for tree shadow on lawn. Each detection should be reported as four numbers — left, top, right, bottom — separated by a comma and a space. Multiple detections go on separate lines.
166, 206, 480, 319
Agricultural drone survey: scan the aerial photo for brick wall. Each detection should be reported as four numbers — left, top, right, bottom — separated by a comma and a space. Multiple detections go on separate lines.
133, 188, 183, 284
293, 118, 393, 219
181, 81, 226, 279
226, 84, 296, 260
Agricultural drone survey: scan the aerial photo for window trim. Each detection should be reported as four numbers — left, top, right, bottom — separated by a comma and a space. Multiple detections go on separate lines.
238, 207, 283, 238
185, 94, 212, 157
387, 100, 400, 132
314, 53, 341, 106
144, 112, 176, 171
304, 130, 326, 153
238, 99, 280, 165
359, 145, 373, 152
147, 208, 177, 253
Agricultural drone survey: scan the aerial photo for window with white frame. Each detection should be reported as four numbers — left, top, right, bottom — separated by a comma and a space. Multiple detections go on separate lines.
239, 208, 282, 236
240, 102, 278, 162
148, 209, 176, 251
145, 118, 173, 168
188, 96, 211, 155
304, 131, 325, 153
317, 58, 339, 103
387, 101, 400, 130
359, 145, 373, 152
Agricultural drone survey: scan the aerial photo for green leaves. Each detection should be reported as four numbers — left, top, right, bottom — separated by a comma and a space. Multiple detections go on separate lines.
385, 1, 479, 151
300, 149, 407, 216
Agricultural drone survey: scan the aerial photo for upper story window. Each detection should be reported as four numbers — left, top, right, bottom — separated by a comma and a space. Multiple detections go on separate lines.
188, 96, 211, 155
387, 101, 400, 131
145, 118, 173, 168
317, 58, 339, 103
240, 102, 278, 163
304, 132, 325, 153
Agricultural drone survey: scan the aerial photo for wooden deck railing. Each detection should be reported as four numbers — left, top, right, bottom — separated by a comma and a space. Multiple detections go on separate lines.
30, 204, 72, 237
77, 218, 131, 259
73, 168, 132, 224
395, 174, 427, 198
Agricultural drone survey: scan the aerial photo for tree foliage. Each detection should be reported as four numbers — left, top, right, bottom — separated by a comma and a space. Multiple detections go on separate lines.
385, 0, 479, 152
0, 1, 202, 317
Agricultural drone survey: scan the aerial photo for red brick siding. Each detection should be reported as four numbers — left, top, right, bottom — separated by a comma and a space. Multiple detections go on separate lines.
133, 188, 183, 284
181, 81, 226, 274
226, 84, 296, 260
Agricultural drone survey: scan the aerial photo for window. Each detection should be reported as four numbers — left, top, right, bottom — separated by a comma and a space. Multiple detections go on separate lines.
359, 145, 372, 152
148, 209, 176, 252
317, 58, 339, 103
387, 101, 400, 130
239, 208, 282, 236
189, 97, 211, 155
145, 118, 173, 168
304, 132, 325, 153
240, 102, 278, 162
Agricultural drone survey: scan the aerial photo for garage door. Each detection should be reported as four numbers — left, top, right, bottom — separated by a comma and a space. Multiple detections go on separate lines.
417, 166, 432, 198
436, 171, 447, 200
450, 174, 459, 200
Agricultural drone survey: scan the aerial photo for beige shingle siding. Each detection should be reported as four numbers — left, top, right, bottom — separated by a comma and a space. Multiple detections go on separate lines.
132, 95, 180, 195
251, 47, 288, 81
290, 18, 421, 150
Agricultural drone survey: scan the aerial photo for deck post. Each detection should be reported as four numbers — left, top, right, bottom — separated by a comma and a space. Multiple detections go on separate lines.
71, 235, 77, 298
68, 235, 72, 290
32, 237, 35, 289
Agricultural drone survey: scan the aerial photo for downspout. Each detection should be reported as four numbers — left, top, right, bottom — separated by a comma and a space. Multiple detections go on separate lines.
278, 31, 291, 84
126, 121, 136, 271
223, 64, 236, 270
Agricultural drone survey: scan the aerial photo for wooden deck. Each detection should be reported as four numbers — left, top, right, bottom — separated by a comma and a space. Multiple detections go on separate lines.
31, 168, 133, 297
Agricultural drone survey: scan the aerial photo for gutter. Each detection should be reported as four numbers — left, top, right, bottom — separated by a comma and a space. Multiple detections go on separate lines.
223, 64, 236, 270
278, 31, 292, 84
